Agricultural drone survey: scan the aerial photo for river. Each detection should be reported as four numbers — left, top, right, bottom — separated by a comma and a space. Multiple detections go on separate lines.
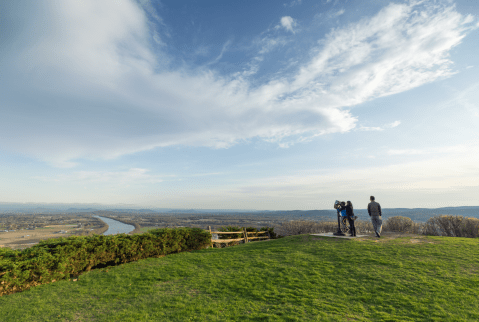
93, 216, 135, 235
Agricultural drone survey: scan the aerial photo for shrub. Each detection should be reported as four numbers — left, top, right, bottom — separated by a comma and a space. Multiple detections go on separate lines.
423, 215, 479, 238
260, 227, 277, 239
353, 219, 374, 234
0, 228, 210, 296
276, 220, 335, 236
245, 227, 258, 236
460, 217, 479, 238
218, 226, 243, 239
383, 216, 423, 234
383, 216, 412, 232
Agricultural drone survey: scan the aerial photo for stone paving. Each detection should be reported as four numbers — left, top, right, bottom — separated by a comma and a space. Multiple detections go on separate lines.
310, 233, 369, 239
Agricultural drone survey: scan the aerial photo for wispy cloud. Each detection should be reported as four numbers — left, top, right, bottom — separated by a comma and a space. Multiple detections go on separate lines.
257, 37, 288, 55
190, 172, 225, 177
358, 121, 401, 131
449, 82, 479, 117
207, 40, 232, 65
0, 0, 475, 167
284, 0, 302, 8
387, 140, 479, 156
33, 168, 166, 185
330, 9, 345, 18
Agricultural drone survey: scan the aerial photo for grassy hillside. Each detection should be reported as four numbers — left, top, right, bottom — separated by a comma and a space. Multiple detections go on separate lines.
1, 234, 478, 321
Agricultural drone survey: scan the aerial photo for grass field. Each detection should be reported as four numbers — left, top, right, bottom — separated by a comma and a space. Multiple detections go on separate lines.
1, 234, 478, 321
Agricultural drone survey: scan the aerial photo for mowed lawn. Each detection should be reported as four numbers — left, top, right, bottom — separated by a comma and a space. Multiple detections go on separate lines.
1, 234, 479, 321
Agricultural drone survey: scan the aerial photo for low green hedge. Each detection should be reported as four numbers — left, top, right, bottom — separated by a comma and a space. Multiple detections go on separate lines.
0, 228, 210, 296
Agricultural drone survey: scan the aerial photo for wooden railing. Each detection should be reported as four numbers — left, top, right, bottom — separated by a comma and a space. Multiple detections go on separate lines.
207, 226, 270, 245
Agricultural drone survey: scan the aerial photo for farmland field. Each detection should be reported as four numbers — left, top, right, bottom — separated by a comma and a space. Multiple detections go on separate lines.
0, 225, 82, 249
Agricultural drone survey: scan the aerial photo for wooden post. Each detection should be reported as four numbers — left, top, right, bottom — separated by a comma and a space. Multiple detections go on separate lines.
243, 227, 248, 243
208, 226, 212, 248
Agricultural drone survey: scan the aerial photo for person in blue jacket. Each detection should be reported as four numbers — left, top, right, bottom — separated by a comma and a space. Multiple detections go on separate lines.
338, 201, 347, 217
338, 201, 356, 237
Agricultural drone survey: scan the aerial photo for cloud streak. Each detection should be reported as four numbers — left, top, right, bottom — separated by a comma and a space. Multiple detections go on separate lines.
0, 0, 475, 167
358, 121, 401, 131
33, 168, 165, 185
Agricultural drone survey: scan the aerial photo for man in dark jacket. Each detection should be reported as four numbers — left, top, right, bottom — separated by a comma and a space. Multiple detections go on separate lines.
368, 196, 382, 238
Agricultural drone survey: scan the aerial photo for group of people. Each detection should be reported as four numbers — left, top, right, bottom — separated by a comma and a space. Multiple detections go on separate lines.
335, 196, 382, 238
336, 200, 357, 237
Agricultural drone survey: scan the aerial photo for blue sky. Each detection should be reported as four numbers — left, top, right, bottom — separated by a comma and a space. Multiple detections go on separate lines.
1, 0, 478, 210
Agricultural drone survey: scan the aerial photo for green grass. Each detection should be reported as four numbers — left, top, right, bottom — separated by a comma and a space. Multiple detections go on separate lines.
1, 235, 479, 321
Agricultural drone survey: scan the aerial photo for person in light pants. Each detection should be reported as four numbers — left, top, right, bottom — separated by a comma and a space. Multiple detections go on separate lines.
368, 196, 382, 238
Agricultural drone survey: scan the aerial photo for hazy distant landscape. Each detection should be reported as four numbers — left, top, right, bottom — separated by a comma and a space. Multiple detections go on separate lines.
2, 202, 479, 250
2, 202, 479, 221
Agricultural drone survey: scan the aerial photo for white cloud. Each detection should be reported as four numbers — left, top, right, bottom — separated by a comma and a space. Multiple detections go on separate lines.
290, 3, 475, 101
462, 14, 474, 25
358, 120, 400, 131
387, 121, 401, 128
279, 16, 297, 33
0, 0, 475, 167
358, 126, 385, 132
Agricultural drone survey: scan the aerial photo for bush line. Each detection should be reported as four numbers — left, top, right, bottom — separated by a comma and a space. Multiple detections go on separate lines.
0, 227, 211, 296
276, 215, 479, 237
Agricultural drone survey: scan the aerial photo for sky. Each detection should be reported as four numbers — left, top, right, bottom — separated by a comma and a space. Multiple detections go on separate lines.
1, 0, 478, 210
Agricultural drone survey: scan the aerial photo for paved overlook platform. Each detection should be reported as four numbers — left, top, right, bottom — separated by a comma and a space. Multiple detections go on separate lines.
310, 233, 369, 239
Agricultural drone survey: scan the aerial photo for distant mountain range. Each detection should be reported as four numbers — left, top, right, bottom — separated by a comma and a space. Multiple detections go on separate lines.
1, 203, 479, 223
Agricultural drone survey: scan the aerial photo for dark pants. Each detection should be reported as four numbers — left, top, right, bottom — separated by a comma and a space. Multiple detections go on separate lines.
348, 216, 356, 236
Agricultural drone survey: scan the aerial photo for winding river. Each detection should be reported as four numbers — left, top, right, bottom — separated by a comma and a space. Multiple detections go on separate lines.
93, 216, 135, 235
